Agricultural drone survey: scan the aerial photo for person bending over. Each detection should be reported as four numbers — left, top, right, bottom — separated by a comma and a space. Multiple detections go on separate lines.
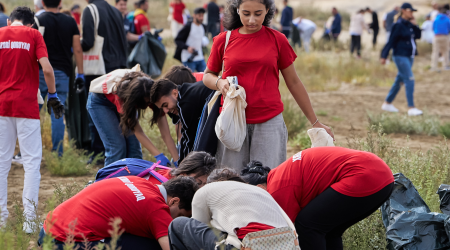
240, 147, 394, 250
168, 168, 293, 250
39, 176, 198, 250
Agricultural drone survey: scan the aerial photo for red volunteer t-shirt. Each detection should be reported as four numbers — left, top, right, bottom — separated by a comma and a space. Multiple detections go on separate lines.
171, 2, 185, 24
267, 147, 394, 222
147, 169, 173, 185
44, 177, 173, 242
134, 14, 150, 35
0, 26, 48, 119
207, 26, 297, 124
105, 93, 122, 113
193, 72, 204, 82
235, 222, 275, 239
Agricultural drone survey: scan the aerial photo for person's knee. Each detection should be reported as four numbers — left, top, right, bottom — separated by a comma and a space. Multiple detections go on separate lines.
169, 216, 191, 236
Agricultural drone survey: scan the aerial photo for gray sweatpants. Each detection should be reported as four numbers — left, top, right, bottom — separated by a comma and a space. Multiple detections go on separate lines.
168, 217, 238, 250
216, 113, 288, 171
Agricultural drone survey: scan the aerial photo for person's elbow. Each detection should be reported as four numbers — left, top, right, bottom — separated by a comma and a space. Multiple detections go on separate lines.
42, 64, 54, 76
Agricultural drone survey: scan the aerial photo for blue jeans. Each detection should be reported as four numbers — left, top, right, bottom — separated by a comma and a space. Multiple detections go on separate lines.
385, 56, 415, 107
183, 59, 206, 73
39, 70, 69, 155
87, 93, 142, 166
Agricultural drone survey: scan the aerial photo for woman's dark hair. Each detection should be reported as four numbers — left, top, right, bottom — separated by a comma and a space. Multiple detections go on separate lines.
0, 3, 6, 13
10, 6, 35, 26
240, 161, 270, 185
171, 151, 217, 178
71, 4, 80, 11
164, 66, 196, 85
163, 176, 199, 211
223, 0, 276, 30
207, 167, 246, 184
115, 71, 154, 135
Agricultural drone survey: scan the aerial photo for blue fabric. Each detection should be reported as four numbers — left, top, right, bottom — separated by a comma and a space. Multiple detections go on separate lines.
381, 18, 421, 59
331, 13, 342, 34
95, 158, 157, 181
0, 12, 8, 28
433, 14, 450, 35
39, 70, 69, 155
155, 153, 171, 167
280, 6, 293, 30
87, 92, 142, 166
183, 59, 206, 72
193, 91, 220, 156
385, 56, 415, 107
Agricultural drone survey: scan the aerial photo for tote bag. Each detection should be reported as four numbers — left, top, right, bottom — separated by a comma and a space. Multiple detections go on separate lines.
89, 64, 141, 94
80, 4, 106, 76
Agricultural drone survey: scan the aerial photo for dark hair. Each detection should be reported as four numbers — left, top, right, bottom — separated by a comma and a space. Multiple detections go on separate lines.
149, 79, 177, 104
115, 71, 154, 135
71, 4, 80, 12
10, 6, 35, 25
116, 0, 127, 3
137, 0, 147, 7
240, 161, 270, 185
172, 151, 217, 179
164, 66, 196, 86
194, 7, 206, 14
43, 0, 60, 8
444, 4, 450, 11
207, 167, 246, 183
163, 176, 199, 210
365, 7, 371, 11
61, 9, 72, 16
0, 3, 5, 13
223, 0, 275, 30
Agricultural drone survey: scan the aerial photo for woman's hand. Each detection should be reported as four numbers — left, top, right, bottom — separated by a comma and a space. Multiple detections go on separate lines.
217, 78, 230, 96
380, 58, 386, 65
313, 121, 335, 140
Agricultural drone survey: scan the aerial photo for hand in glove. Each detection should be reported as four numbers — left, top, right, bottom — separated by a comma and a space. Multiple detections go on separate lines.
155, 153, 171, 167
75, 73, 85, 94
47, 92, 64, 119
172, 159, 179, 168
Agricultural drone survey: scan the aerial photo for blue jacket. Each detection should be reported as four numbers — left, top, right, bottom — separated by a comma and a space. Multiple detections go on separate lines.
280, 6, 293, 30
331, 13, 342, 34
433, 14, 450, 35
381, 18, 421, 59
0, 12, 8, 28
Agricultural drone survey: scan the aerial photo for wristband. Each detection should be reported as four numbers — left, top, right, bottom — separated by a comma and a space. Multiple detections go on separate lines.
311, 119, 319, 127
215, 76, 222, 91
76, 73, 85, 80
48, 92, 58, 99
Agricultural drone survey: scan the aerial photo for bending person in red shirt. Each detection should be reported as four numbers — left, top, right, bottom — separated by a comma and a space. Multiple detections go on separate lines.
38, 176, 198, 250
134, 0, 150, 35
203, 0, 333, 172
240, 147, 395, 250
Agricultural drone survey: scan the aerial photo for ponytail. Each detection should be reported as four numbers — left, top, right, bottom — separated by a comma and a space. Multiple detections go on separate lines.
241, 161, 271, 186
172, 151, 217, 178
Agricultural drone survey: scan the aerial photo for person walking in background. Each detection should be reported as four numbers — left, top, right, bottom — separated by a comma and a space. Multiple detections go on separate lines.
430, 2, 440, 21
134, 0, 150, 35
366, 7, 379, 48
174, 8, 208, 72
169, 0, 186, 38
331, 7, 341, 41
33, 0, 84, 156
34, 0, 45, 16
381, 2, 422, 116
292, 17, 316, 52
207, 0, 220, 38
71, 4, 81, 27
383, 6, 399, 42
280, 0, 293, 38
0, 6, 63, 232
349, 9, 368, 58
0, 3, 7, 28
431, 6, 450, 71
115, 0, 142, 43
421, 14, 434, 44
81, 0, 128, 163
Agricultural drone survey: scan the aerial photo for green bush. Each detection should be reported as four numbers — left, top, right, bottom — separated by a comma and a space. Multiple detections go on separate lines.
440, 123, 450, 139
368, 112, 441, 136
289, 131, 312, 150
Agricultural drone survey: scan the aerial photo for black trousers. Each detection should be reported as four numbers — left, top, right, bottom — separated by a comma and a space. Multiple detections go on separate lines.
295, 183, 394, 250
350, 35, 361, 56
372, 28, 379, 46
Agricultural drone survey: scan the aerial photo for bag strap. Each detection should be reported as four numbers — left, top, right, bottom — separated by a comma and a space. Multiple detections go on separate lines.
135, 161, 171, 183
87, 4, 100, 37
220, 30, 232, 74
34, 17, 40, 29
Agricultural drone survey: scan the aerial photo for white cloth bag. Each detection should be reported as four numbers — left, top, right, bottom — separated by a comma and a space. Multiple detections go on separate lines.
80, 4, 106, 76
215, 80, 247, 152
89, 64, 141, 94
307, 128, 334, 147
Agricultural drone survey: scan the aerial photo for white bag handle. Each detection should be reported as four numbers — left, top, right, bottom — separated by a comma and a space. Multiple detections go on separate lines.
87, 4, 100, 38
220, 30, 232, 74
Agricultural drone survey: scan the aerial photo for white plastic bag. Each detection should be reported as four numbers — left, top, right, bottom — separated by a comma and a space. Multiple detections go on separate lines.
215, 81, 247, 152
89, 64, 141, 94
307, 128, 334, 147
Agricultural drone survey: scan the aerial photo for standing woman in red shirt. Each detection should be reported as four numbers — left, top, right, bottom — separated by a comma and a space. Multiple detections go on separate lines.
203, 0, 334, 171
170, 0, 186, 38
240, 147, 395, 250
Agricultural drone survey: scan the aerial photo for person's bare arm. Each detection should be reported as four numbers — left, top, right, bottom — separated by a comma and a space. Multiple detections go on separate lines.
157, 236, 170, 250
134, 121, 162, 156
203, 68, 229, 96
383, 20, 387, 29
39, 57, 56, 93
72, 35, 83, 74
281, 64, 334, 139
126, 32, 141, 42
157, 115, 179, 162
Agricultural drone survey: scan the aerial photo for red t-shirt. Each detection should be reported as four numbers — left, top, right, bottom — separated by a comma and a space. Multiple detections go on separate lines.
207, 26, 297, 124
44, 177, 173, 242
170, 2, 185, 24
267, 147, 394, 222
193, 72, 204, 82
105, 93, 122, 113
134, 14, 150, 35
0, 26, 48, 119
147, 169, 173, 185
235, 222, 275, 239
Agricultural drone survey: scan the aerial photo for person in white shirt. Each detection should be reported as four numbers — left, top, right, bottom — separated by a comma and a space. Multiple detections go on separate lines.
421, 14, 434, 44
292, 17, 316, 52
349, 9, 369, 58
174, 7, 208, 72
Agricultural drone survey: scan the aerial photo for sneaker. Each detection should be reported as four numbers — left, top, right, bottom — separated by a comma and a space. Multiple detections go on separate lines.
381, 103, 399, 112
23, 221, 35, 234
408, 108, 423, 116
12, 152, 22, 164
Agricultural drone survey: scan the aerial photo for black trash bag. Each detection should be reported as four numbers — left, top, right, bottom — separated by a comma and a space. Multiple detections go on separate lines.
381, 173, 430, 228
128, 31, 166, 78
437, 184, 450, 215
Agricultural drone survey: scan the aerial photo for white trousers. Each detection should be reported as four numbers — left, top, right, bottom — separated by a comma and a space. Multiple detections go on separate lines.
171, 20, 184, 38
0, 116, 41, 221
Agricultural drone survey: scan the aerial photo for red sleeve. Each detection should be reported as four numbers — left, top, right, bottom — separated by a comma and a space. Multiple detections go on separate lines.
34, 30, 48, 60
206, 32, 227, 73
147, 208, 173, 239
181, 2, 186, 9
277, 33, 297, 70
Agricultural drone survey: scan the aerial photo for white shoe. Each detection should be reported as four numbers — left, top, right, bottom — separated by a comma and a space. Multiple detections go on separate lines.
12, 152, 22, 164
23, 221, 35, 234
408, 108, 423, 116
381, 103, 399, 112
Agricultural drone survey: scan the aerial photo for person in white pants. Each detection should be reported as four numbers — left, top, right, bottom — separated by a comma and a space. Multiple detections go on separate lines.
293, 17, 317, 52
0, 6, 63, 232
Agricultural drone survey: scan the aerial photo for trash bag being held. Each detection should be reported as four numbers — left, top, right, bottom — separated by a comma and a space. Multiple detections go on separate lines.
437, 184, 450, 215
128, 31, 166, 78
